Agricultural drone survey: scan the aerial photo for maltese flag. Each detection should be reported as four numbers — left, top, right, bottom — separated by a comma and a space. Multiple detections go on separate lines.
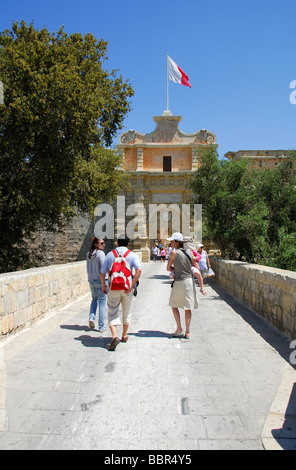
168, 56, 191, 88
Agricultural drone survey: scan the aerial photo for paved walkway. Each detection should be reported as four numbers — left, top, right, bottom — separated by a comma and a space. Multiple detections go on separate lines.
0, 261, 296, 450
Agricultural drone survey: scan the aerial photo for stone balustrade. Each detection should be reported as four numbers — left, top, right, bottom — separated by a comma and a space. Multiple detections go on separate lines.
210, 257, 296, 339
0, 262, 88, 338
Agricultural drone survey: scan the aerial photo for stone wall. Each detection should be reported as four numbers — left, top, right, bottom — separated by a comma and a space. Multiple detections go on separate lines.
224, 150, 291, 169
210, 257, 296, 339
27, 214, 95, 267
0, 261, 88, 338
27, 212, 137, 267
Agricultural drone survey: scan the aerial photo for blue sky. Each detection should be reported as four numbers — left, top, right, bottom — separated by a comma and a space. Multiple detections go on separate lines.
1, 0, 296, 158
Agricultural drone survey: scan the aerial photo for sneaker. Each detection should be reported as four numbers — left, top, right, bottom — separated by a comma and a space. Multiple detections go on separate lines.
89, 320, 95, 329
98, 327, 105, 333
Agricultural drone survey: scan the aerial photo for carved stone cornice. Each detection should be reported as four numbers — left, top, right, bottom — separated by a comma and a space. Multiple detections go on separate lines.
118, 115, 217, 148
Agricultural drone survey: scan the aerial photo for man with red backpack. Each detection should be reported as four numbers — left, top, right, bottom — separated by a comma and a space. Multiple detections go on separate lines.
100, 234, 142, 351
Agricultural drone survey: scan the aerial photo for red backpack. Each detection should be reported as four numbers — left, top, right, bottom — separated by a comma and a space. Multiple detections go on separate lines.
109, 249, 132, 291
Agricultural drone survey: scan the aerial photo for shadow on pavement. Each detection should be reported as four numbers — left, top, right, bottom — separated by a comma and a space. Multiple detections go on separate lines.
272, 382, 296, 450
209, 279, 296, 449
73, 334, 109, 349
60, 325, 173, 348
129, 329, 172, 339
60, 324, 93, 332
60, 324, 110, 349
208, 279, 293, 365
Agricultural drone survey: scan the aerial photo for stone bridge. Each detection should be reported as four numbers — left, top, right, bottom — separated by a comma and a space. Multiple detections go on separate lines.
0, 259, 295, 450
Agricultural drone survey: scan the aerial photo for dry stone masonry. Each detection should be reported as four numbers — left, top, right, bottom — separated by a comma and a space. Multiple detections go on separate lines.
210, 257, 296, 339
0, 262, 88, 337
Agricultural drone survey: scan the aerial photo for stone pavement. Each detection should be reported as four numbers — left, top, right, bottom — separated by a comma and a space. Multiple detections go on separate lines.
0, 261, 295, 450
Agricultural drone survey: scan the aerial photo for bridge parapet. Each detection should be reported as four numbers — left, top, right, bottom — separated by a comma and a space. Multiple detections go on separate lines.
210, 256, 296, 339
0, 262, 88, 338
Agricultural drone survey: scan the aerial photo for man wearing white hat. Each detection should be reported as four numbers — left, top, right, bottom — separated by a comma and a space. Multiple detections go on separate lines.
166, 233, 198, 339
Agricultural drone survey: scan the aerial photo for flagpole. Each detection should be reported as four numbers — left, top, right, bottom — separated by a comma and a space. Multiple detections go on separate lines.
166, 53, 169, 112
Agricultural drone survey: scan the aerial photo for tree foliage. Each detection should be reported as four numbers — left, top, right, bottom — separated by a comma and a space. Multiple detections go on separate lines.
190, 148, 296, 271
0, 21, 134, 272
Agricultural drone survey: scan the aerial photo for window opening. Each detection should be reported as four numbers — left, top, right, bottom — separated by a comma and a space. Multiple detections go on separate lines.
163, 156, 172, 172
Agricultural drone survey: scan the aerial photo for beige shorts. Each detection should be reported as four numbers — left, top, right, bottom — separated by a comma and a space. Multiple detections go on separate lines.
169, 278, 199, 311
107, 290, 133, 326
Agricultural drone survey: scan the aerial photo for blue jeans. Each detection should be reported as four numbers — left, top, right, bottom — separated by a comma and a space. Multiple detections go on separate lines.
88, 280, 107, 330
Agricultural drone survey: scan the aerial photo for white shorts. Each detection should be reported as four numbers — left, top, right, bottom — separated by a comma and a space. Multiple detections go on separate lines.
107, 290, 133, 326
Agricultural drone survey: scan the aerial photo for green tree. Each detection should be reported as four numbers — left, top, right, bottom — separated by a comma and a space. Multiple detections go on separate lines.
0, 21, 134, 272
190, 148, 296, 271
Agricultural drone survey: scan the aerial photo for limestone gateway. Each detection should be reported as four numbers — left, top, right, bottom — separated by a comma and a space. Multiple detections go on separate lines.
117, 111, 217, 260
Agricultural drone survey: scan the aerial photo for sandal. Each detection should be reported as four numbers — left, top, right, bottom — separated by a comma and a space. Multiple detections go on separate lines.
121, 336, 129, 343
185, 333, 190, 340
108, 337, 120, 351
172, 330, 184, 338
200, 289, 207, 296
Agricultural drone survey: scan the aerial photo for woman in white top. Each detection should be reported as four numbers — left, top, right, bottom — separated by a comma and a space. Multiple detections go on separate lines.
197, 244, 211, 278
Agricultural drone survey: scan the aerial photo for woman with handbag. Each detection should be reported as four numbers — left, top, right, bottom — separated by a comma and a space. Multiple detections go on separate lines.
166, 232, 198, 340
197, 244, 213, 278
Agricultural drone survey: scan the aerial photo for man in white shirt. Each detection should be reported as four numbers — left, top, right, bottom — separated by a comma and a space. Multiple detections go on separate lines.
152, 244, 158, 261
100, 234, 141, 351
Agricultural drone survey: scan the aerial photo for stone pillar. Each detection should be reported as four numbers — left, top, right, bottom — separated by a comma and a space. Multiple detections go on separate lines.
117, 147, 125, 169
191, 148, 198, 170
136, 148, 143, 171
